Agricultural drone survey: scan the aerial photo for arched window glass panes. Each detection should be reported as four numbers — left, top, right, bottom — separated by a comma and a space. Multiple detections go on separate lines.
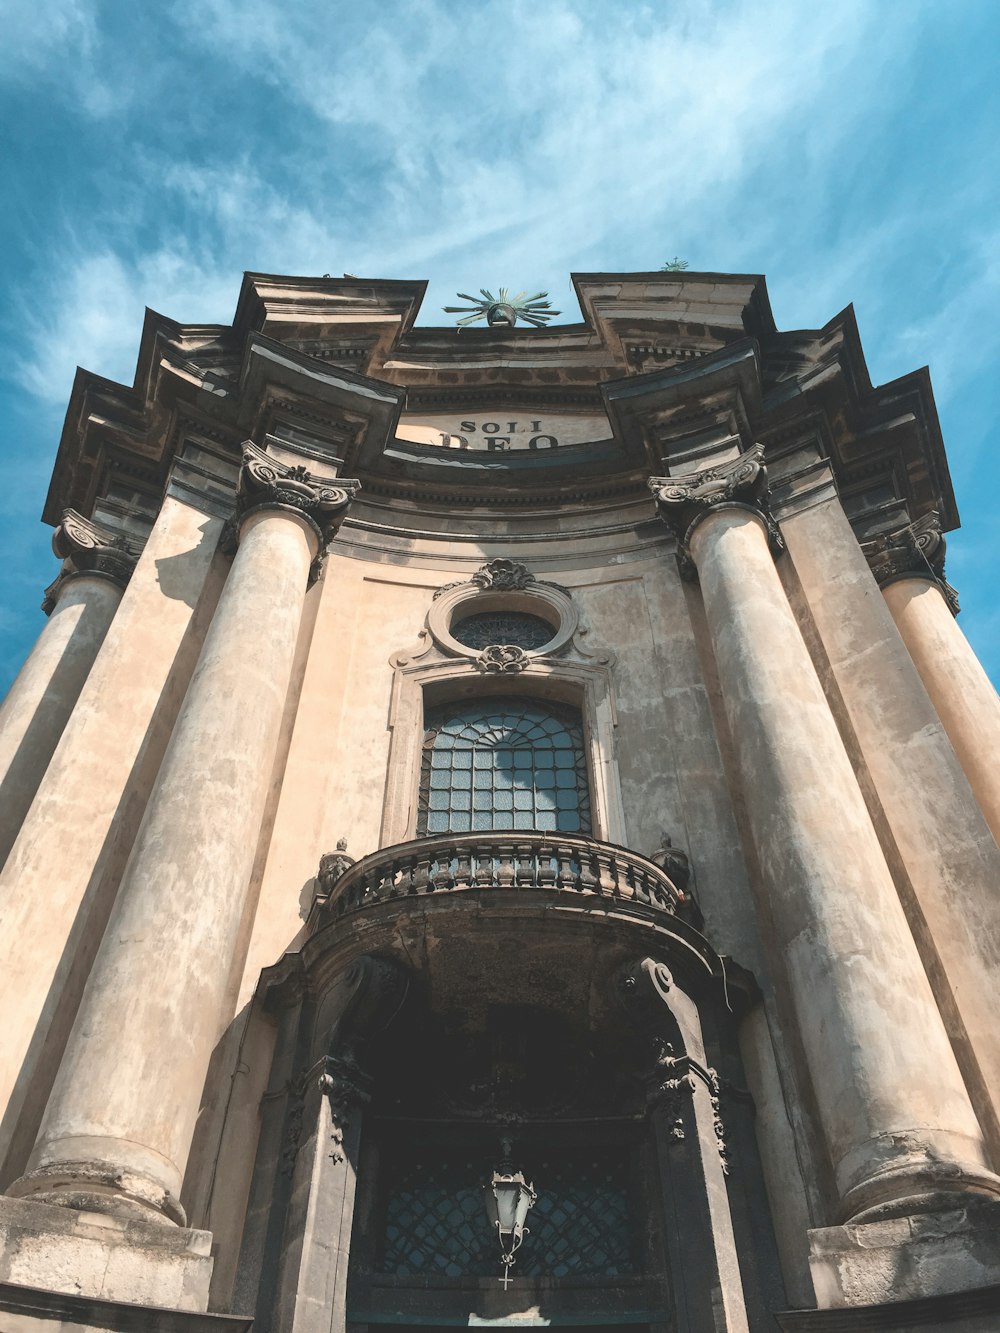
451, 611, 554, 651
418, 697, 592, 836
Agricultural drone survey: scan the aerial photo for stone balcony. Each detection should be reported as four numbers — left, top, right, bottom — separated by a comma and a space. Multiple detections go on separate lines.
309, 831, 696, 932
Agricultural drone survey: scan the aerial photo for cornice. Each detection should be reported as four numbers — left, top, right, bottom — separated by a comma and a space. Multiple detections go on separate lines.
39, 269, 959, 545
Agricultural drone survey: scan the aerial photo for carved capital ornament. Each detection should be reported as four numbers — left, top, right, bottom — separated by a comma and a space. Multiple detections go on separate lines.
648, 446, 784, 580
42, 509, 141, 614
226, 441, 360, 584
861, 511, 959, 614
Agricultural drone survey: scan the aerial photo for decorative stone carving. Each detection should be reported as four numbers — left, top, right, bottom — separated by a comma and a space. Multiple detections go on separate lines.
471, 557, 536, 591
224, 441, 360, 584
319, 1051, 372, 1167
618, 959, 729, 1173
649, 832, 691, 894
42, 509, 141, 614
433, 557, 537, 600
475, 644, 531, 674
861, 511, 959, 614
646, 1041, 696, 1142
648, 445, 784, 580
317, 838, 355, 894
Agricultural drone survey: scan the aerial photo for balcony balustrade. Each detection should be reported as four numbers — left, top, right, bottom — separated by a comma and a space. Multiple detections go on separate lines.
311, 831, 692, 926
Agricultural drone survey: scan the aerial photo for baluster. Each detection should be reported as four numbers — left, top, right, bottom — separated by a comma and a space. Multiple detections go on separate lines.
393, 854, 415, 896
631, 864, 650, 905
412, 850, 432, 894
515, 843, 536, 888
496, 842, 516, 888
596, 847, 618, 898
578, 844, 598, 894
556, 844, 578, 890
536, 841, 557, 890
433, 847, 456, 891
474, 842, 496, 888
453, 842, 473, 890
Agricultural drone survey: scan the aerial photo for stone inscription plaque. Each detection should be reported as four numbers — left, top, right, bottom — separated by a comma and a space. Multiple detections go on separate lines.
396, 411, 611, 451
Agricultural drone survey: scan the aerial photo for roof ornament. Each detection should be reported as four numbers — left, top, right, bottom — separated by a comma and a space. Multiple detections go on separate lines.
443, 288, 560, 328
660, 258, 690, 271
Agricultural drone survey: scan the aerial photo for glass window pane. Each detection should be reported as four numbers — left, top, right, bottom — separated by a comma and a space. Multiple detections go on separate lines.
418, 697, 591, 837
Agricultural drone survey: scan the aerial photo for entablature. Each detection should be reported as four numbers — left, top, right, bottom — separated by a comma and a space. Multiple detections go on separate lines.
41, 268, 958, 564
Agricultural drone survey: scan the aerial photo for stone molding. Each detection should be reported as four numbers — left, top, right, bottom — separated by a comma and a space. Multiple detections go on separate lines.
475, 643, 531, 673
42, 509, 141, 614
223, 441, 360, 585
860, 511, 959, 614
648, 444, 785, 580
426, 559, 578, 662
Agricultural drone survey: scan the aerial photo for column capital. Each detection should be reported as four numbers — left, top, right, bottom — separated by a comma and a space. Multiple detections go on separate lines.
224, 441, 360, 584
861, 512, 959, 614
42, 510, 141, 614
648, 445, 784, 579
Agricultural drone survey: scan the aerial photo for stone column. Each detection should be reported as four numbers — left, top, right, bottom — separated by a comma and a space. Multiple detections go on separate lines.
781, 498, 1000, 1157
0, 495, 224, 1187
0, 512, 137, 869
863, 515, 1000, 847
650, 449, 1000, 1223
9, 444, 359, 1227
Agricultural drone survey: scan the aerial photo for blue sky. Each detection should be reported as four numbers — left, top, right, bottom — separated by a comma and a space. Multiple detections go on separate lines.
0, 0, 998, 693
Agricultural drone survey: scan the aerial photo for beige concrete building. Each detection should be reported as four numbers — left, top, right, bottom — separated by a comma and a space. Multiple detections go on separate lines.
1, 269, 999, 1332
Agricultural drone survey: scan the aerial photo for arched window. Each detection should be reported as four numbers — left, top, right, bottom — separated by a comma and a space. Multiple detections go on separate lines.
418, 697, 592, 836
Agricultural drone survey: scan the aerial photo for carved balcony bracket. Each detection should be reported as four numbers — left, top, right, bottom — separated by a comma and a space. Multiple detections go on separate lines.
617, 958, 730, 1175
222, 440, 360, 585
861, 511, 959, 615
42, 509, 142, 613
648, 445, 784, 581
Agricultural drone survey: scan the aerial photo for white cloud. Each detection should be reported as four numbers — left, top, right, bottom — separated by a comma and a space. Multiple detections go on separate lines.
0, 0, 118, 116
13, 249, 234, 404
166, 0, 893, 295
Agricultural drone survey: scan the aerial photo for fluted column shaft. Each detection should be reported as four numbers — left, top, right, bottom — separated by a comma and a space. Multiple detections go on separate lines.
651, 453, 1000, 1221
10, 447, 358, 1226
0, 513, 137, 870
884, 578, 1000, 846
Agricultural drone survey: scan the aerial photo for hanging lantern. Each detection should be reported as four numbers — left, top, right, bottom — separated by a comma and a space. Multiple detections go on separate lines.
482, 1137, 537, 1286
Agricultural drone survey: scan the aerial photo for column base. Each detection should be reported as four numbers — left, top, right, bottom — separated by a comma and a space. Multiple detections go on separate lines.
8, 1160, 185, 1227
808, 1197, 1000, 1309
0, 1194, 213, 1312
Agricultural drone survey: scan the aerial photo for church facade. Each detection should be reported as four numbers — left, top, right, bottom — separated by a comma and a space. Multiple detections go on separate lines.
1, 270, 1000, 1331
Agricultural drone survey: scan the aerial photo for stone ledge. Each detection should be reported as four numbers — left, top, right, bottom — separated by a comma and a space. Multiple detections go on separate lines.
776, 1280, 1000, 1331
807, 1199, 1000, 1311
0, 1279, 252, 1332
0, 1196, 214, 1313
